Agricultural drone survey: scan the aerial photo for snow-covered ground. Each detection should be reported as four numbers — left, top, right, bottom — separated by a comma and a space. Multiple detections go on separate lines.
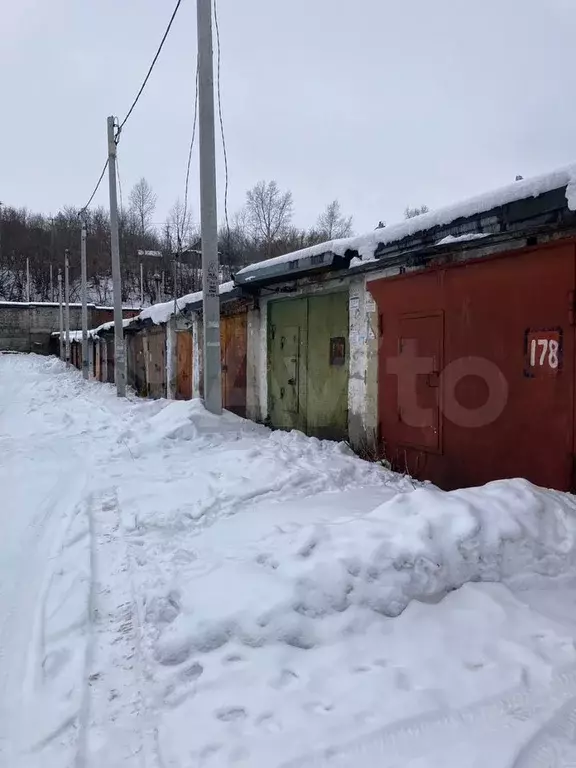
3, 354, 576, 767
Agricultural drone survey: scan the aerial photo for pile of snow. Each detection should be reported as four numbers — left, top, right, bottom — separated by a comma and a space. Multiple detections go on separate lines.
237, 164, 576, 279
150, 478, 576, 669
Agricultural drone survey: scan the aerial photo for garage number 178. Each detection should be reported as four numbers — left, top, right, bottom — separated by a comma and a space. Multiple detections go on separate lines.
529, 338, 559, 369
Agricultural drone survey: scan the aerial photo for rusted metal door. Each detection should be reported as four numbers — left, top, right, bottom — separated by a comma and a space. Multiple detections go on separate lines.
106, 339, 115, 383
133, 333, 147, 396
220, 313, 247, 416
268, 294, 349, 439
268, 299, 307, 432
147, 329, 166, 399
176, 331, 193, 400
396, 313, 443, 452
370, 240, 576, 491
306, 292, 349, 440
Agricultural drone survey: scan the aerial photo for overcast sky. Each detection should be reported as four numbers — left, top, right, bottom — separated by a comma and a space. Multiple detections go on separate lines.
3, 0, 576, 235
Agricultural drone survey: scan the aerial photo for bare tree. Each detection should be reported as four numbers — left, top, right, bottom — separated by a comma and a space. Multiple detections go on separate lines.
404, 204, 429, 219
129, 177, 157, 239
245, 180, 293, 257
168, 199, 194, 252
316, 200, 353, 240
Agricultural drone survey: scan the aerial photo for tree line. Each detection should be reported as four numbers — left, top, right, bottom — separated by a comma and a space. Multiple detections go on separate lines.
0, 178, 427, 305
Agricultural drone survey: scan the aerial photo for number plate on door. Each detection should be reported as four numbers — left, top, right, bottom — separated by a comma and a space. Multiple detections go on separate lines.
524, 328, 562, 377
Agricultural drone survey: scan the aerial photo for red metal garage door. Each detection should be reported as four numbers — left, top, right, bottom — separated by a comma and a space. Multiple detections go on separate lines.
370, 239, 576, 491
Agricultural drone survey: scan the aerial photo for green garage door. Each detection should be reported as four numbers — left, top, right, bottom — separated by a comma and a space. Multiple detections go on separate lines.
268, 292, 349, 440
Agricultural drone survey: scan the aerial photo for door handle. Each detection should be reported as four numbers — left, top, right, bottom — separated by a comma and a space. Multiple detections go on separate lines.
288, 378, 296, 385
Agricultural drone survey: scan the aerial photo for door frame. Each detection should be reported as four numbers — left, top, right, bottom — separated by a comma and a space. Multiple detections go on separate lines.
396, 310, 444, 456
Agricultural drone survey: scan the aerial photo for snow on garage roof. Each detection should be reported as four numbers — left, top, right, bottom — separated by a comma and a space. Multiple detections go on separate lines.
135, 281, 235, 326
236, 164, 576, 281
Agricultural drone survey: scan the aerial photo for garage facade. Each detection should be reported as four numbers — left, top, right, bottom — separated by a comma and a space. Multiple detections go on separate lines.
369, 239, 576, 491
267, 292, 349, 440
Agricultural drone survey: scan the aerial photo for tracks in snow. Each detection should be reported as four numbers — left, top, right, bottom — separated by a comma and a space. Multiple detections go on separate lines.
284, 664, 576, 768
76, 487, 159, 768
20, 487, 157, 768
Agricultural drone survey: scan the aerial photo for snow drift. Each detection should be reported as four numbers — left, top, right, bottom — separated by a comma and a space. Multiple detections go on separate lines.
153, 476, 576, 667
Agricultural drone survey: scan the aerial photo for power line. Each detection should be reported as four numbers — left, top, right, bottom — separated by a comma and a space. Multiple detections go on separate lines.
79, 1, 182, 216
183, 58, 199, 239
79, 159, 109, 216
116, 152, 124, 216
214, 0, 230, 238
118, 0, 183, 136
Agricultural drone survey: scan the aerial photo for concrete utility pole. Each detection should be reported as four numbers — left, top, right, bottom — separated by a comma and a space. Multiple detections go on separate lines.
81, 222, 89, 380
197, 0, 222, 414
64, 249, 71, 367
49, 264, 53, 303
26, 257, 30, 302
140, 262, 144, 307
58, 268, 64, 359
107, 116, 126, 396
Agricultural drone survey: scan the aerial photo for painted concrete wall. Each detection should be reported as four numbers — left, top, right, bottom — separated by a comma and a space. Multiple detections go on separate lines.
0, 303, 140, 354
347, 275, 380, 456
166, 319, 177, 400
192, 313, 202, 399
0, 303, 123, 354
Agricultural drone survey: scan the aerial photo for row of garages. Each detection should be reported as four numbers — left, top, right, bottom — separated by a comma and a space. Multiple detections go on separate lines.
62, 168, 576, 493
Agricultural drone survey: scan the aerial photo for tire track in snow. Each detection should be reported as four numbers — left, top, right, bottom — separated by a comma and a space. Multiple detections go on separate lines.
510, 696, 576, 768
283, 664, 576, 768
76, 487, 160, 768
0, 464, 89, 766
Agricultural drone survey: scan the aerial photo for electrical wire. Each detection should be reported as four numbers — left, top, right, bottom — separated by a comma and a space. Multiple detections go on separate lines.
213, 0, 230, 239
79, 0, 182, 216
79, 159, 109, 216
118, 0, 183, 136
183, 58, 199, 238
116, 151, 124, 217
173, 56, 200, 316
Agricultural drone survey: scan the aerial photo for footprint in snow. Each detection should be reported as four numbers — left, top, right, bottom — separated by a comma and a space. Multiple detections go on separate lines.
304, 701, 334, 715
255, 712, 282, 733
215, 706, 247, 722
352, 664, 371, 674
199, 743, 223, 765
394, 668, 412, 691
271, 668, 299, 689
